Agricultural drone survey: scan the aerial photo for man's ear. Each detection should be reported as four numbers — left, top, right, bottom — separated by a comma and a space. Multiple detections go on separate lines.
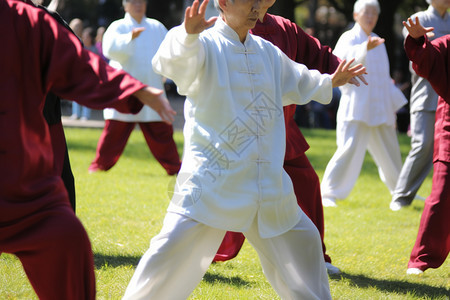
218, 0, 227, 12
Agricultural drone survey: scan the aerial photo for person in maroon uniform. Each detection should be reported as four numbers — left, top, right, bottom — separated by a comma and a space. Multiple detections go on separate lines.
214, 0, 366, 275
0, 0, 175, 299
403, 16, 450, 275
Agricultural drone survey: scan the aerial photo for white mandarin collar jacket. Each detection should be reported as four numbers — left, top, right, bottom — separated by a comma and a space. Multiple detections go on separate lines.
153, 17, 332, 238
333, 23, 407, 126
102, 13, 168, 122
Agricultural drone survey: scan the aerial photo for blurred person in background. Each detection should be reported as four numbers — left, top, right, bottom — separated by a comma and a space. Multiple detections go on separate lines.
82, 26, 98, 54
95, 26, 109, 62
320, 0, 407, 208
88, 0, 181, 175
69, 18, 93, 121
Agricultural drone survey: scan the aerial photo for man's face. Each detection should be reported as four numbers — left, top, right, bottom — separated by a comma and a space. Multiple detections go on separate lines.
124, 0, 147, 21
222, 0, 262, 33
354, 5, 378, 35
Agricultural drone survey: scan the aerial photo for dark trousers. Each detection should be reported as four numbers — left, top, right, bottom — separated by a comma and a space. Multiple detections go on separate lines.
89, 120, 181, 175
408, 160, 450, 271
1, 202, 95, 299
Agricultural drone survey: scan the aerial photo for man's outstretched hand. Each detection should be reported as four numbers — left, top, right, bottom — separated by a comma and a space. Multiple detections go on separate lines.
134, 87, 176, 124
331, 59, 367, 88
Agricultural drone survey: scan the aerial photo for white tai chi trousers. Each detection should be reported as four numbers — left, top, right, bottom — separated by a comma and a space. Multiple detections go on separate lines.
321, 121, 403, 200
123, 212, 331, 300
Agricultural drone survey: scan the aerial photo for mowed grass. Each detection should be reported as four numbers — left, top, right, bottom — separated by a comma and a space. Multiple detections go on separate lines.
1, 127, 449, 299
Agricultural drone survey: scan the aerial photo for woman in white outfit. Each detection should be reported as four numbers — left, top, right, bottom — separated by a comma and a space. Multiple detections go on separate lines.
320, 0, 407, 207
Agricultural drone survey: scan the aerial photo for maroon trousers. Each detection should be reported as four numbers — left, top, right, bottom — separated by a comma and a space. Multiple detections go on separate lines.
89, 120, 181, 175
408, 160, 450, 271
1, 203, 95, 299
214, 153, 331, 263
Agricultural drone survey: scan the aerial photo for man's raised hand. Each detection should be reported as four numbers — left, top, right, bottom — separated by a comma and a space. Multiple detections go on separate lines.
184, 0, 218, 34
403, 17, 434, 40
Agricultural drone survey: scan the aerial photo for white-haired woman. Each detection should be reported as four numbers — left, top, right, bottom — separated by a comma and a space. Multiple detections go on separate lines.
321, 0, 407, 208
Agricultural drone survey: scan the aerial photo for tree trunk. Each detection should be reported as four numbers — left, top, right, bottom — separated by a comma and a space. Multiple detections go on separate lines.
375, 1, 401, 74
268, 0, 295, 21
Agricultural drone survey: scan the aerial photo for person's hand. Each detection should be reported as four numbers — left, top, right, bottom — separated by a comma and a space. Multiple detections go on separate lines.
331, 59, 367, 88
348, 74, 368, 87
403, 17, 434, 40
133, 87, 176, 124
367, 36, 385, 50
184, 0, 217, 34
131, 27, 145, 40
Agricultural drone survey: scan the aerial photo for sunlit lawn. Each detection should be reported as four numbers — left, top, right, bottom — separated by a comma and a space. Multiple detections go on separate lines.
1, 127, 448, 299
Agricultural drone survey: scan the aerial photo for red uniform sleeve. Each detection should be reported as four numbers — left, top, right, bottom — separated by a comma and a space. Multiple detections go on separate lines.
405, 35, 450, 102
34, 5, 146, 113
253, 14, 341, 73
289, 22, 340, 74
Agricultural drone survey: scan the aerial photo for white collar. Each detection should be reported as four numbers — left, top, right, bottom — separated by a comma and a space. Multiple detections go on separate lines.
124, 12, 144, 25
213, 16, 251, 44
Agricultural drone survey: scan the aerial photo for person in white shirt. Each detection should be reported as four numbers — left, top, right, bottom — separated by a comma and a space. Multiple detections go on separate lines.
88, 0, 181, 175
320, 0, 407, 208
122, 0, 366, 299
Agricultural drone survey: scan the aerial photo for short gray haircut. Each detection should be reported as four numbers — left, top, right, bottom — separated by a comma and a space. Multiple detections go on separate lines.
122, 0, 147, 6
213, 0, 233, 13
354, 0, 381, 14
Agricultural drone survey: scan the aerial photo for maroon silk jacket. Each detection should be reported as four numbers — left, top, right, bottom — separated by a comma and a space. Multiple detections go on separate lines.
251, 14, 340, 160
0, 0, 146, 227
405, 34, 450, 163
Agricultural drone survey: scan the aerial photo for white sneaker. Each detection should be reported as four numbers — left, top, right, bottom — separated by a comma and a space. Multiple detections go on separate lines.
322, 197, 337, 207
406, 268, 423, 275
325, 262, 341, 275
389, 201, 403, 211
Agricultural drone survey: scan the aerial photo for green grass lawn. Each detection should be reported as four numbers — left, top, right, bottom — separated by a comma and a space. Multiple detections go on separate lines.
1, 127, 449, 299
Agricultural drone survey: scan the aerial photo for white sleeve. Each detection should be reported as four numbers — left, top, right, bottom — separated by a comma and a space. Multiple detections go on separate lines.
333, 32, 368, 66
152, 25, 206, 96
102, 21, 134, 64
279, 50, 333, 106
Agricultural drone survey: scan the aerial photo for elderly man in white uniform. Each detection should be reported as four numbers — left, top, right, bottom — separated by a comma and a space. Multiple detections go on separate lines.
89, 0, 181, 175
320, 0, 407, 208
122, 0, 366, 299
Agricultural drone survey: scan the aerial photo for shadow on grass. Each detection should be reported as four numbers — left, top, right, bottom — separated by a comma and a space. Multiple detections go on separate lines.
330, 272, 449, 298
94, 253, 141, 269
203, 272, 252, 288
93, 253, 252, 288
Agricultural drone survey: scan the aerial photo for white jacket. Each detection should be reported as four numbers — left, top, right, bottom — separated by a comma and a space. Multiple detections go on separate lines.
102, 13, 168, 122
334, 23, 407, 126
153, 18, 333, 238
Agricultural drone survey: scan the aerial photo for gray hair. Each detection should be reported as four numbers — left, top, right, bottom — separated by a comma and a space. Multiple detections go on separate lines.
122, 0, 147, 6
353, 0, 380, 14
213, 0, 233, 13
